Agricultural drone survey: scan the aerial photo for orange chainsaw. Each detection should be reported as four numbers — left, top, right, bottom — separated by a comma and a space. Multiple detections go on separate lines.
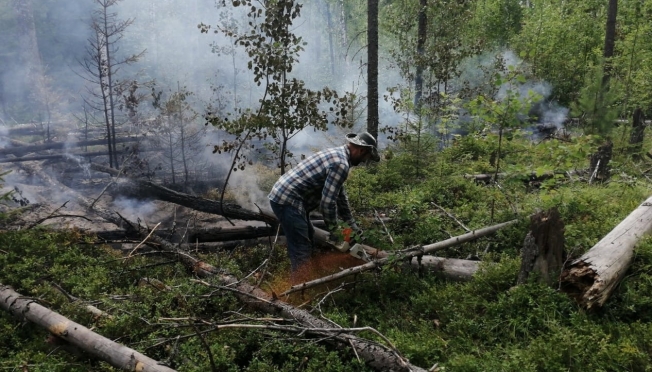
333, 227, 369, 261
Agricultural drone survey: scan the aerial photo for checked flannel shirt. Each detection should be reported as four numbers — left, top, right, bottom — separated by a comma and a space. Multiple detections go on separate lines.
268, 145, 355, 231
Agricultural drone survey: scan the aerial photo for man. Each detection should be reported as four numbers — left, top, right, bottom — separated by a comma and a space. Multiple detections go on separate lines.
268, 132, 380, 274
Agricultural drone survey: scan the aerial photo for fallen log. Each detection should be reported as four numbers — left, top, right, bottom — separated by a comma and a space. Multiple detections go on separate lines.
560, 196, 652, 309
0, 137, 140, 157
0, 284, 176, 372
0, 151, 121, 164
362, 246, 480, 281
85, 162, 274, 224
282, 219, 519, 296
91, 225, 276, 243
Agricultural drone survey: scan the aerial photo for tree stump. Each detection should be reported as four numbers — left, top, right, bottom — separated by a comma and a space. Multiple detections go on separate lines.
629, 108, 645, 154
517, 208, 565, 286
589, 141, 613, 183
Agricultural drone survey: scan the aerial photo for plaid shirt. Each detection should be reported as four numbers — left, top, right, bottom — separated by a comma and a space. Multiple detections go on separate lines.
268, 145, 354, 230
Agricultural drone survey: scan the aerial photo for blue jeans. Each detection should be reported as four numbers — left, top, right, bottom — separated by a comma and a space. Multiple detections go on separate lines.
270, 200, 315, 273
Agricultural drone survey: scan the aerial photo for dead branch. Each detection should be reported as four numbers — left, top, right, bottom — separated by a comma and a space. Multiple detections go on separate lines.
281, 219, 519, 296
50, 282, 113, 319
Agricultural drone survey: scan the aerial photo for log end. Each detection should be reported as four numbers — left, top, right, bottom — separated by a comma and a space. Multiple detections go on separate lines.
559, 261, 601, 309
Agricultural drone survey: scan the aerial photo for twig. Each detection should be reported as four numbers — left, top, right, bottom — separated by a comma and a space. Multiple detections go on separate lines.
374, 209, 394, 243
191, 323, 218, 372
430, 203, 470, 232
127, 222, 161, 258
589, 159, 601, 184
89, 153, 133, 209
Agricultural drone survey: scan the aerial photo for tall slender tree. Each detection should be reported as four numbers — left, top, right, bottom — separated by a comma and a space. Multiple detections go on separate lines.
367, 0, 379, 138
79, 0, 145, 169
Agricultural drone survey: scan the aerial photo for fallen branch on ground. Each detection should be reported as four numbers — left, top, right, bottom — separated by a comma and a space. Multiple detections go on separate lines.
281, 219, 519, 296
0, 284, 175, 372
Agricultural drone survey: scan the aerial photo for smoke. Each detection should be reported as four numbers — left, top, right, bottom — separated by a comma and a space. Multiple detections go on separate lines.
112, 196, 158, 223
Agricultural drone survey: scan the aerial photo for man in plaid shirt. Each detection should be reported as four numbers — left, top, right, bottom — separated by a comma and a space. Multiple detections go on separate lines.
268, 132, 380, 275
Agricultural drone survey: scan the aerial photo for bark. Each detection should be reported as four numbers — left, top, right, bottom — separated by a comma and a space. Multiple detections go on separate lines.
517, 208, 565, 286
602, 0, 618, 85
0, 285, 176, 372
0, 137, 139, 157
362, 246, 480, 281
629, 108, 645, 152
588, 141, 613, 183
367, 0, 379, 138
283, 219, 519, 295
84, 163, 273, 224
560, 195, 652, 309
414, 0, 427, 108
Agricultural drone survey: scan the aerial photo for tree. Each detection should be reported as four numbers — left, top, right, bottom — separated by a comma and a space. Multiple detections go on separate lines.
152, 84, 207, 187
367, 0, 379, 139
203, 0, 353, 176
79, 0, 145, 169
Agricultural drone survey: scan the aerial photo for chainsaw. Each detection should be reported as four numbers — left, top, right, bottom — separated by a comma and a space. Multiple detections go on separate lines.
333, 228, 371, 261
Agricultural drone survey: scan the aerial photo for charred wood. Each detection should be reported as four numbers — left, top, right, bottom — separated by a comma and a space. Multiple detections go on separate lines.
517, 208, 565, 286
0, 137, 140, 157
0, 151, 122, 164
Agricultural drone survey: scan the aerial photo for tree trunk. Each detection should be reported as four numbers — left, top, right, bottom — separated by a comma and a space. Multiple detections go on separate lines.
362, 246, 480, 281
602, 0, 618, 86
517, 208, 565, 286
560, 195, 652, 309
414, 0, 427, 108
629, 107, 645, 152
367, 0, 379, 139
0, 285, 176, 372
588, 141, 613, 184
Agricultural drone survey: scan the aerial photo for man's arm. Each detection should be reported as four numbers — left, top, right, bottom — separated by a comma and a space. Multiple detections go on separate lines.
320, 162, 348, 231
336, 187, 355, 226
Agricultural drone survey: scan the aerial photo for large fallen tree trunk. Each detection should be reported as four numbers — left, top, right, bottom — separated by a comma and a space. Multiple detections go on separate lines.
560, 195, 652, 309
0, 285, 176, 372
0, 137, 140, 157
0, 151, 122, 164
84, 163, 274, 224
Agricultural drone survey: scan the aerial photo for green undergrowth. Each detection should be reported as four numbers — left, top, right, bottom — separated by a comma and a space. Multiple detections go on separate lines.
3, 131, 652, 371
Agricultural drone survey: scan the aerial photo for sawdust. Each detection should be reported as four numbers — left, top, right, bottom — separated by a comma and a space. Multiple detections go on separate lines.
265, 251, 364, 305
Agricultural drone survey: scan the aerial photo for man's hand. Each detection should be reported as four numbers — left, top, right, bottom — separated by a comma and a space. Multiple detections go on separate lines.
350, 224, 365, 245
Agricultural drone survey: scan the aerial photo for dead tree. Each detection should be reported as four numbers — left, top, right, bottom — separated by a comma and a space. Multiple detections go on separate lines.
0, 285, 175, 372
588, 141, 613, 184
560, 195, 652, 309
629, 108, 645, 153
517, 208, 565, 286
